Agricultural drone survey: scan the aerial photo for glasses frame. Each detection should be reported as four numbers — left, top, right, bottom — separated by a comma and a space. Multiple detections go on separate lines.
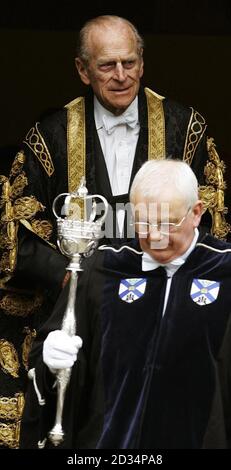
133, 207, 192, 236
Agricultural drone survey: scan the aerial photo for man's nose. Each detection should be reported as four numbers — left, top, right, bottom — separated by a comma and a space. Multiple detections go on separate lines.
148, 227, 164, 242
114, 63, 126, 81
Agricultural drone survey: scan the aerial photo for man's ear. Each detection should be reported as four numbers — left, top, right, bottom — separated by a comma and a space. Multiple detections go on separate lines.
192, 200, 203, 228
75, 58, 90, 85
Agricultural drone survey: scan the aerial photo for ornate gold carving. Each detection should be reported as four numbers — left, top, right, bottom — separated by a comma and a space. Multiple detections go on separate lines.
145, 87, 166, 160
183, 108, 207, 165
0, 340, 19, 377
0, 393, 24, 421
22, 327, 36, 370
0, 420, 21, 448
200, 137, 230, 239
0, 291, 43, 317
65, 97, 86, 193
24, 123, 54, 177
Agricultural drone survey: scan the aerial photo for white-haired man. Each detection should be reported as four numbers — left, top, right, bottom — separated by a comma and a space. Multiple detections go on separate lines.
20, 160, 231, 449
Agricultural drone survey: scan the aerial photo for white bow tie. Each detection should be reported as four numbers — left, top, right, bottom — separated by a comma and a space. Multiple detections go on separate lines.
102, 111, 138, 134
142, 252, 185, 276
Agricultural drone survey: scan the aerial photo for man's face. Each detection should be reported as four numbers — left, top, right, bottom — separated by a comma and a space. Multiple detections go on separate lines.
133, 192, 202, 264
75, 23, 144, 115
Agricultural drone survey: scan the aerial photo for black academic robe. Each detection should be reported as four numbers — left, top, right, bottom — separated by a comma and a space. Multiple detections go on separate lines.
20, 232, 231, 449
20, 87, 208, 242
15, 86, 210, 287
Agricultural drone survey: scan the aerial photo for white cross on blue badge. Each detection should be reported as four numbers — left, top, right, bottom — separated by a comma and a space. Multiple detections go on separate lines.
119, 278, 147, 303
190, 278, 220, 306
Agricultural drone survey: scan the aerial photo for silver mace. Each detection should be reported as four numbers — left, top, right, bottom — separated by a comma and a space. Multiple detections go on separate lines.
49, 178, 108, 446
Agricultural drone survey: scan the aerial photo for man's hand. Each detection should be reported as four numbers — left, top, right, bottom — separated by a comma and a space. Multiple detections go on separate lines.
43, 330, 83, 371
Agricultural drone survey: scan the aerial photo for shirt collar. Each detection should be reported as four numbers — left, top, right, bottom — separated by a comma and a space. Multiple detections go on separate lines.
142, 228, 199, 275
94, 95, 138, 131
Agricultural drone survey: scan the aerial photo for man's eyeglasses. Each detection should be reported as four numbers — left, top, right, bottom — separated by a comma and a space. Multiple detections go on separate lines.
133, 207, 192, 236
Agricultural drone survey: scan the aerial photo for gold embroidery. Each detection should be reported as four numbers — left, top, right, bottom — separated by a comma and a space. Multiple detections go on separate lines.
23, 123, 54, 177
0, 340, 19, 377
199, 185, 217, 212
22, 327, 36, 370
13, 196, 45, 220
199, 137, 230, 239
30, 219, 53, 241
0, 170, 21, 281
0, 421, 21, 448
0, 391, 25, 448
145, 87, 166, 160
20, 219, 56, 248
9, 151, 26, 178
0, 393, 24, 421
11, 172, 28, 199
65, 97, 86, 193
0, 248, 17, 278
0, 167, 53, 286
183, 108, 207, 165
0, 291, 43, 317
0, 175, 11, 207
0, 222, 16, 250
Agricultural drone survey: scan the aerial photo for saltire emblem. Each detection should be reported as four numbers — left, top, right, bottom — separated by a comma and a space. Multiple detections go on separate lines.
119, 278, 147, 303
190, 278, 220, 306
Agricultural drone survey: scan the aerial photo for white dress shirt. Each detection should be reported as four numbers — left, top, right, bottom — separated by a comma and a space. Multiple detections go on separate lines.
94, 97, 140, 235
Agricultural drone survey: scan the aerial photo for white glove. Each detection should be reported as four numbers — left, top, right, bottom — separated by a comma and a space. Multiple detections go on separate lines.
43, 330, 83, 372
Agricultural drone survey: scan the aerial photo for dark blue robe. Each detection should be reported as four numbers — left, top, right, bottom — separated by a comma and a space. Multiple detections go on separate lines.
20, 232, 231, 449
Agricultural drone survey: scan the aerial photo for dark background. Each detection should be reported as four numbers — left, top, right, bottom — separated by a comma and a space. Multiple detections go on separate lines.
1, 0, 230, 208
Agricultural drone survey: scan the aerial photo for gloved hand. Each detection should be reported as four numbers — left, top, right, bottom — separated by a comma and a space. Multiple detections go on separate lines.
43, 330, 83, 372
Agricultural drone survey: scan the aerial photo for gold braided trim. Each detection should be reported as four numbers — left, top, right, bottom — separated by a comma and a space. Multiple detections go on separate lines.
0, 393, 24, 421
0, 340, 19, 378
145, 87, 166, 160
65, 97, 86, 193
23, 123, 54, 177
22, 327, 36, 371
183, 108, 207, 165
0, 291, 43, 317
200, 137, 230, 239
